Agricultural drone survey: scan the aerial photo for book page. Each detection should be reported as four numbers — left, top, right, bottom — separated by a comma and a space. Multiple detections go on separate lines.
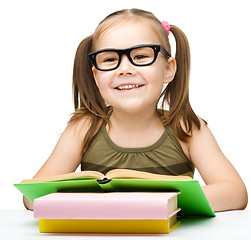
20, 171, 105, 183
106, 169, 192, 181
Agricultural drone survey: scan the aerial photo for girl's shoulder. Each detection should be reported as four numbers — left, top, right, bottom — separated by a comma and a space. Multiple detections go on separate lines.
65, 115, 92, 142
177, 116, 208, 161
180, 116, 222, 165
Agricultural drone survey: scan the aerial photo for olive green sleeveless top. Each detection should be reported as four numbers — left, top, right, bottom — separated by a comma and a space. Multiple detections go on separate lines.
81, 124, 194, 178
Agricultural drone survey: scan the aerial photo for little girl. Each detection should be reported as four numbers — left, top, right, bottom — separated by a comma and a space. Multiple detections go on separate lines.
23, 8, 248, 211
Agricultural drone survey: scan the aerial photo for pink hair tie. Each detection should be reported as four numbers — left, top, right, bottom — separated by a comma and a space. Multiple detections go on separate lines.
161, 21, 171, 36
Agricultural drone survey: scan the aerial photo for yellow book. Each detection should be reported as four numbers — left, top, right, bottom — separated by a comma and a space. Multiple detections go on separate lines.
39, 216, 180, 234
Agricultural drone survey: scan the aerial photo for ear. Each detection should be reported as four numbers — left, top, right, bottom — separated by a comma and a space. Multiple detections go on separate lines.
163, 57, 176, 84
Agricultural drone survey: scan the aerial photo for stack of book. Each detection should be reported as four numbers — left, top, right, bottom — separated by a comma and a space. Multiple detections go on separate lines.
33, 192, 181, 233
15, 169, 215, 233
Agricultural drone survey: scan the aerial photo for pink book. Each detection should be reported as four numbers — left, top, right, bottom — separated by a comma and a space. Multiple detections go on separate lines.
34, 192, 180, 219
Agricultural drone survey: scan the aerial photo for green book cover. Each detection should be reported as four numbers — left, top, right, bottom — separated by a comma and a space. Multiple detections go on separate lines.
14, 178, 215, 217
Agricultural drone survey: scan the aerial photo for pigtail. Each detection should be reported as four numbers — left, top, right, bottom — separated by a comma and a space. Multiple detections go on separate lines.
69, 35, 110, 153
72, 35, 108, 117
161, 25, 201, 141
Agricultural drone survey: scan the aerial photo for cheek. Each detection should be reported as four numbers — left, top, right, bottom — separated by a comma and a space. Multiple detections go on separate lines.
146, 67, 166, 97
93, 71, 107, 90
144, 65, 166, 86
92, 67, 113, 89
93, 72, 113, 102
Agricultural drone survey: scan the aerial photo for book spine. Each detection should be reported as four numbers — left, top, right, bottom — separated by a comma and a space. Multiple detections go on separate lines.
97, 178, 111, 184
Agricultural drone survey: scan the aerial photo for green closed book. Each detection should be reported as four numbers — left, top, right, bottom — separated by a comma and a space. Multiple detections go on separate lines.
14, 168, 215, 217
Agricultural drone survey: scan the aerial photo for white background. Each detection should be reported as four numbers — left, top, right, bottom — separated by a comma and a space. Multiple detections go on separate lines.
0, 0, 250, 209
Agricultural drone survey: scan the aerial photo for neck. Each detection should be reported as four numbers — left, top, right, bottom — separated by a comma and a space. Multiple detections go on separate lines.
106, 107, 165, 148
109, 107, 162, 133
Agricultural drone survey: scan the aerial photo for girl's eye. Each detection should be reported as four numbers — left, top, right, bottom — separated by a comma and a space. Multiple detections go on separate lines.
103, 57, 118, 63
134, 55, 148, 60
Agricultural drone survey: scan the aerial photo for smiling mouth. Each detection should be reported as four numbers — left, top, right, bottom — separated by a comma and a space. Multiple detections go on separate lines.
116, 84, 144, 90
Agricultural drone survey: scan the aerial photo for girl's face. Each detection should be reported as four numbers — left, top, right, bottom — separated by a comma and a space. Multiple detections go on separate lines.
92, 20, 176, 115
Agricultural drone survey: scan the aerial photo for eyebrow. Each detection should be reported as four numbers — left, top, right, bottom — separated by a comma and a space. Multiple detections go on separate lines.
95, 44, 158, 52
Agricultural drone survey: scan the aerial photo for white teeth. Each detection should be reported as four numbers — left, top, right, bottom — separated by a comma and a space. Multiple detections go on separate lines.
117, 84, 141, 90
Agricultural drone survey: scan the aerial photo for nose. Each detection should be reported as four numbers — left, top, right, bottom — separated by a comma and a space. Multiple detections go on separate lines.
117, 55, 135, 76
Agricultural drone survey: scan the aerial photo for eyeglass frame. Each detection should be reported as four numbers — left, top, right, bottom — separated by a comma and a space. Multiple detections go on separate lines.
88, 44, 171, 71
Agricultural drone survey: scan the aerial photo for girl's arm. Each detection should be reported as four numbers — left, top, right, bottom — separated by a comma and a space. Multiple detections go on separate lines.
187, 118, 248, 212
23, 117, 91, 210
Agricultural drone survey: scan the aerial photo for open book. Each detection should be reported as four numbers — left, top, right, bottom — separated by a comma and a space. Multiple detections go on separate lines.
20, 169, 192, 183
14, 169, 215, 217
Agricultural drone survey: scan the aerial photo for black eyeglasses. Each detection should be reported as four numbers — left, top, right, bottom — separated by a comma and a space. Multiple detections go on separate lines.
88, 44, 171, 71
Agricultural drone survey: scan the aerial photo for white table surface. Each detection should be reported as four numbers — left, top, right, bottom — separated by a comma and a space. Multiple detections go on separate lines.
0, 209, 250, 239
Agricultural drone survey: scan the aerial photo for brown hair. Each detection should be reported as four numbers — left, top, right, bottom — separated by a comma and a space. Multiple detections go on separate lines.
70, 8, 201, 153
